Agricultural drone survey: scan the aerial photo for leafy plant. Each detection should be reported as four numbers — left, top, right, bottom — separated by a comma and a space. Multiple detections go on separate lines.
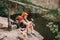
42, 8, 60, 22
46, 22, 58, 40
0, 0, 8, 16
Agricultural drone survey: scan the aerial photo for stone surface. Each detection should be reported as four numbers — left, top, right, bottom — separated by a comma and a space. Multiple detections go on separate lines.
0, 29, 44, 40
29, 0, 59, 9
0, 17, 17, 29
0, 17, 44, 40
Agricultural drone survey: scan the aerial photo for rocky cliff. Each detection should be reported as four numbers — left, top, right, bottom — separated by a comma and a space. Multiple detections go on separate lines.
0, 17, 44, 40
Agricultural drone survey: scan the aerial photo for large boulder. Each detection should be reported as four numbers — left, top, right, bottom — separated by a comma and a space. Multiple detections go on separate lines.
0, 17, 17, 29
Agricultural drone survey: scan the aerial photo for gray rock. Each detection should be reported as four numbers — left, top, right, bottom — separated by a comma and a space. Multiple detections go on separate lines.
0, 17, 44, 40
0, 17, 17, 29
0, 29, 44, 40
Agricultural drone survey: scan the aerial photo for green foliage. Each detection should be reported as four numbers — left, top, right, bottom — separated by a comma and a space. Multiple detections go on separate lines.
55, 32, 60, 40
17, 6, 24, 13
42, 8, 60, 22
46, 22, 58, 40
46, 22, 58, 33
57, 8, 60, 15
0, 0, 8, 16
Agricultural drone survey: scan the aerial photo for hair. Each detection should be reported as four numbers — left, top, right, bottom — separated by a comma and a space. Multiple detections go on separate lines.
21, 12, 28, 17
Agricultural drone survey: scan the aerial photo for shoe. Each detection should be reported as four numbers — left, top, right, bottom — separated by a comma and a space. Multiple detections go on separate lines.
31, 32, 36, 37
27, 33, 32, 37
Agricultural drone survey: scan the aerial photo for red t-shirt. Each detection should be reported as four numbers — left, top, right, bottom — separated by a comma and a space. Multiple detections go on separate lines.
16, 16, 23, 21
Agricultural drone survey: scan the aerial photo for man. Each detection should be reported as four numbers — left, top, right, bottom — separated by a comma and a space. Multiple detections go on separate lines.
16, 16, 28, 38
21, 12, 34, 34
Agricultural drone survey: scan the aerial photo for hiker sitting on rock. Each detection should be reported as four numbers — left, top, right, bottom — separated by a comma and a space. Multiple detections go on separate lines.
21, 12, 34, 34
16, 16, 28, 38
16, 12, 35, 37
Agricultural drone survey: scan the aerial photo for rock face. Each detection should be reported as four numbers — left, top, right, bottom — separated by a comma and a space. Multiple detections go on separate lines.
0, 17, 17, 29
29, 0, 59, 9
0, 17, 44, 40
0, 17, 8, 28
0, 29, 44, 40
